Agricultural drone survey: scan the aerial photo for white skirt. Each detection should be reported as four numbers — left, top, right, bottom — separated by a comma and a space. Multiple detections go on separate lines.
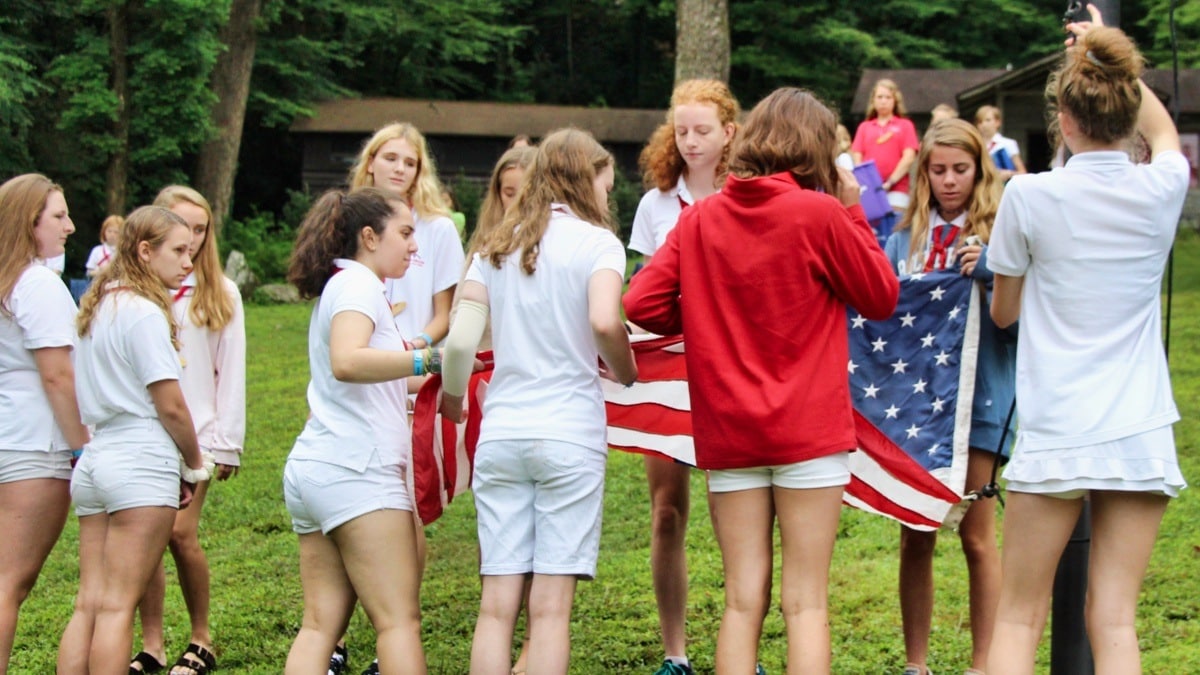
1004, 424, 1186, 498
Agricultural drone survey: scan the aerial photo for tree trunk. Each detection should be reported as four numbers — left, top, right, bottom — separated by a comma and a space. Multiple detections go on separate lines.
674, 0, 730, 84
106, 2, 131, 216
194, 0, 262, 232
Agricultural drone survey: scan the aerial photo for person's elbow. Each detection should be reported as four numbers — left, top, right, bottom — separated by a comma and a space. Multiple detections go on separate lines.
860, 274, 900, 321
991, 304, 1018, 330
330, 352, 359, 383
590, 312, 628, 341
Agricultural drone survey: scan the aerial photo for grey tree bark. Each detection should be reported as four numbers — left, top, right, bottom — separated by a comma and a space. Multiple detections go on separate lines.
194, 0, 262, 232
674, 0, 730, 84
105, 2, 131, 216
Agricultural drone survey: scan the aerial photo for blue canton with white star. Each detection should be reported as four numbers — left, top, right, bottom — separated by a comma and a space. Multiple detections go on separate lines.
848, 270, 973, 472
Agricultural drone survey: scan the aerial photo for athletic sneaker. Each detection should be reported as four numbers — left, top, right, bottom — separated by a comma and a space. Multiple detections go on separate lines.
327, 644, 348, 675
360, 658, 379, 675
653, 660, 695, 675
902, 666, 932, 675
755, 665, 767, 675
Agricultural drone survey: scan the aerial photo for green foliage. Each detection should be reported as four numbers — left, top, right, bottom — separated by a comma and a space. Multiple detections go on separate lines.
449, 173, 484, 242
221, 188, 311, 283
0, 8, 45, 176
1138, 0, 1200, 68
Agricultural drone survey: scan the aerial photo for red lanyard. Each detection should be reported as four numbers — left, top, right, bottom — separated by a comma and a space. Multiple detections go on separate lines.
98, 248, 111, 265
924, 224, 960, 272
173, 285, 192, 302
677, 195, 690, 211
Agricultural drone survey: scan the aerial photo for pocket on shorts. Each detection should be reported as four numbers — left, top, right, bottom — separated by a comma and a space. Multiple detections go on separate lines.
535, 440, 590, 474
298, 460, 351, 489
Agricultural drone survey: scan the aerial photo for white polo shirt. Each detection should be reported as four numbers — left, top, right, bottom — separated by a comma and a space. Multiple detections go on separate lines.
383, 212, 465, 342
0, 264, 78, 451
467, 205, 626, 452
173, 274, 246, 466
988, 150, 1190, 450
291, 259, 410, 472
76, 290, 182, 428
629, 176, 695, 257
85, 244, 116, 275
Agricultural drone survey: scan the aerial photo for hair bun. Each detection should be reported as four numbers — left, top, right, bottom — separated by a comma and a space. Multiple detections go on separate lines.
1077, 26, 1143, 81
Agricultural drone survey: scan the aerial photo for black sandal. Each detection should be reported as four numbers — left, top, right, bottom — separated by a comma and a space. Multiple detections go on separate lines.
129, 651, 166, 674
169, 643, 217, 675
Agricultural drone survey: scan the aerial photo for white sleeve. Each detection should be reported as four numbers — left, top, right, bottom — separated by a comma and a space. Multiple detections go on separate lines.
426, 216, 467, 294
327, 276, 380, 325
987, 181, 1031, 277
590, 231, 627, 277
211, 280, 246, 462
15, 268, 77, 350
85, 246, 104, 273
124, 310, 182, 386
464, 254, 487, 287
628, 191, 660, 256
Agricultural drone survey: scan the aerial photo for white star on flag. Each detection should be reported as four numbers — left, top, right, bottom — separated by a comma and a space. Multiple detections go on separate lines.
935, 351, 951, 366
892, 359, 908, 374
848, 360, 858, 374
851, 315, 867, 329
872, 337, 887, 352
912, 378, 927, 393
931, 397, 946, 412
863, 383, 880, 398
885, 404, 900, 418
948, 306, 961, 319
929, 286, 946, 301
920, 333, 936, 348
899, 313, 916, 327
905, 424, 921, 439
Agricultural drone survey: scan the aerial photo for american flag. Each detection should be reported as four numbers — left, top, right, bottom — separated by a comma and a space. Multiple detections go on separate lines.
845, 270, 979, 529
412, 274, 974, 531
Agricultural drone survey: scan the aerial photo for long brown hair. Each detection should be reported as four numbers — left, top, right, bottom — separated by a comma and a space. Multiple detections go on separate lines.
76, 206, 189, 349
287, 187, 409, 300
468, 146, 536, 260
481, 128, 613, 275
153, 186, 235, 331
728, 87, 841, 196
896, 119, 1002, 269
347, 122, 451, 218
639, 79, 741, 192
0, 174, 62, 317
1048, 26, 1144, 145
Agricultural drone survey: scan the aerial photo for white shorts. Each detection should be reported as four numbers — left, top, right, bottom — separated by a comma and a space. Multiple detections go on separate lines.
472, 439, 606, 579
0, 449, 73, 484
283, 452, 412, 535
71, 443, 181, 517
707, 451, 851, 493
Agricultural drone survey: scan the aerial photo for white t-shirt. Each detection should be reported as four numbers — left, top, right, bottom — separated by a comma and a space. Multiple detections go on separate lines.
0, 264, 78, 451
41, 254, 66, 275
290, 259, 410, 472
173, 273, 246, 466
987, 150, 1190, 450
85, 244, 116, 274
76, 290, 182, 428
467, 205, 626, 451
629, 175, 695, 256
988, 133, 1021, 161
383, 212, 465, 342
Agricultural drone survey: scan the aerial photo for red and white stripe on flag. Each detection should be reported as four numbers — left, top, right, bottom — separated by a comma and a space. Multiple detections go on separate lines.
410, 352, 492, 525
410, 339, 960, 531
602, 335, 695, 466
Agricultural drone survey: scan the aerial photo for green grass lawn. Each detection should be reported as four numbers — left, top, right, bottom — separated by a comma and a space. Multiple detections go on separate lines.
12, 232, 1200, 673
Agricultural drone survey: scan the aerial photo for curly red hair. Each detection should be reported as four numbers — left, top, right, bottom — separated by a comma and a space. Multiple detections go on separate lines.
639, 79, 741, 192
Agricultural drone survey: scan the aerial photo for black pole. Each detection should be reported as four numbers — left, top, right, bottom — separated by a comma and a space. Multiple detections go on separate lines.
1050, 500, 1094, 674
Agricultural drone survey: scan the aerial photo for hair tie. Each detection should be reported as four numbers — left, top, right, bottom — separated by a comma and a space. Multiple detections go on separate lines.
1085, 49, 1103, 66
